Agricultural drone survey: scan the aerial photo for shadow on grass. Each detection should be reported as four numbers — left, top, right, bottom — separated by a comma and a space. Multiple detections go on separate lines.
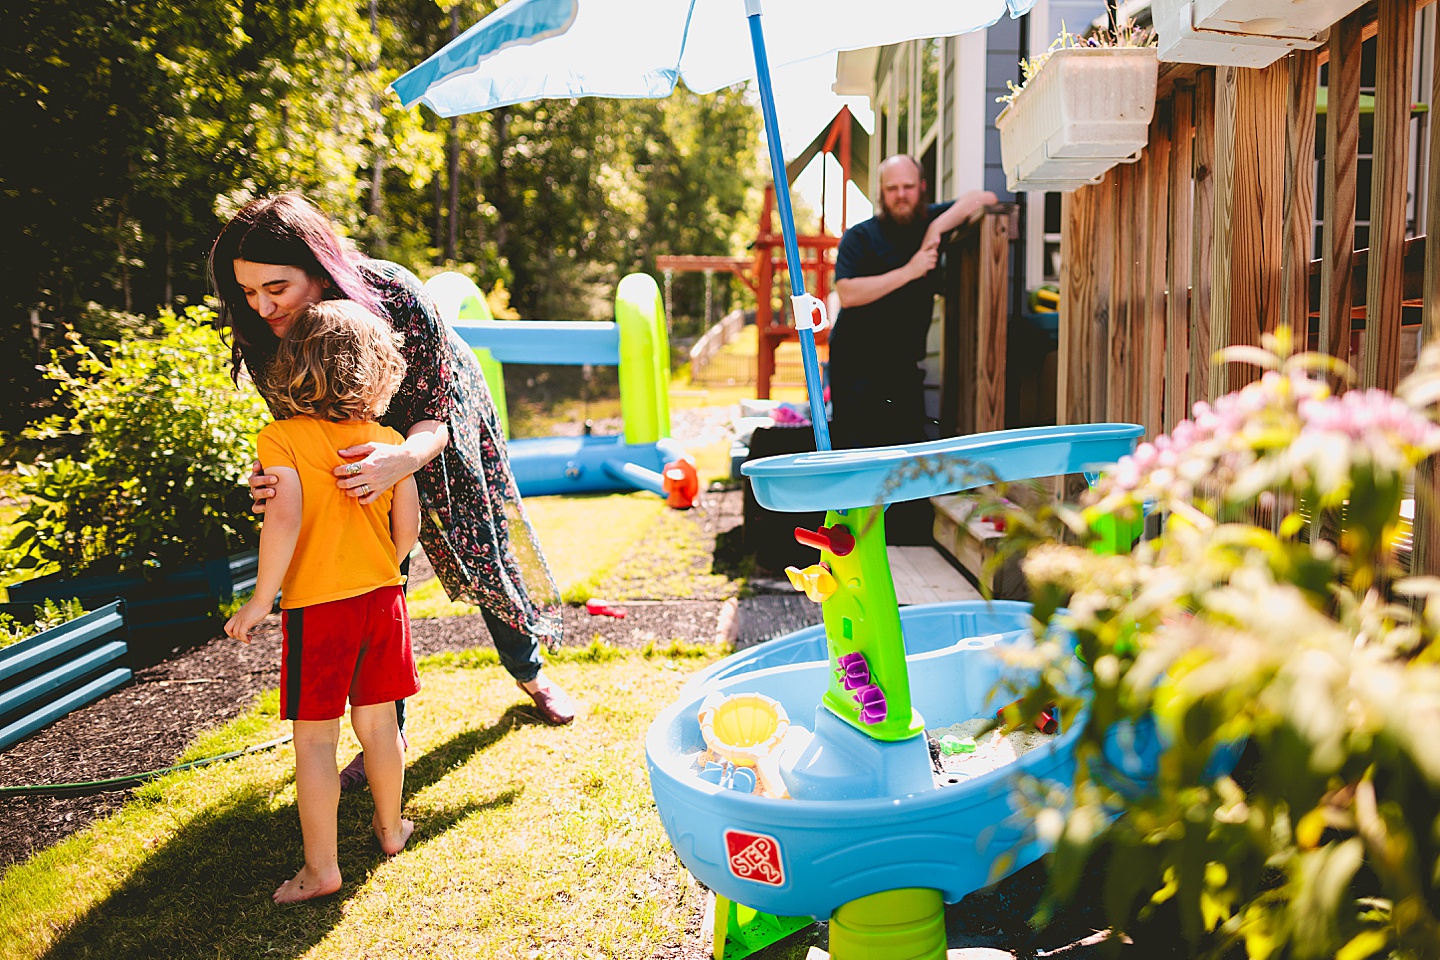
37, 706, 532, 960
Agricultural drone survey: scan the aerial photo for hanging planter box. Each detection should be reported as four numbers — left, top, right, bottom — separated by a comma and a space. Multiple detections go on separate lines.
1153, 0, 1352, 68
8, 551, 257, 667
996, 47, 1159, 193
0, 600, 130, 751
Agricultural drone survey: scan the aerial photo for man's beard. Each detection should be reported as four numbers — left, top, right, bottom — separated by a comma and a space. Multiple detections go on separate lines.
880, 199, 918, 226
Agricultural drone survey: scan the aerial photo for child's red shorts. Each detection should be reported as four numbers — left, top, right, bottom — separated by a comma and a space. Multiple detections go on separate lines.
279, 585, 420, 721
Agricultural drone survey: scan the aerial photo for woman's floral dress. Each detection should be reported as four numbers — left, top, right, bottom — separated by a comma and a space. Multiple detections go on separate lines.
247, 259, 562, 644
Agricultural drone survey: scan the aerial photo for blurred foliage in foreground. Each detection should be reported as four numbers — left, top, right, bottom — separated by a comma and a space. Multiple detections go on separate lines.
989, 328, 1440, 958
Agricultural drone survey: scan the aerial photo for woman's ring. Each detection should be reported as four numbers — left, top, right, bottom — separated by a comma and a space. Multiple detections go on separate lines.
346, 462, 363, 477
359, 483, 369, 495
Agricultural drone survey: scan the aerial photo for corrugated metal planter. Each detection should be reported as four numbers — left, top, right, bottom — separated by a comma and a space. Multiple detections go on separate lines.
8, 551, 257, 666
0, 600, 130, 751
1154, 0, 1362, 68
995, 47, 1159, 193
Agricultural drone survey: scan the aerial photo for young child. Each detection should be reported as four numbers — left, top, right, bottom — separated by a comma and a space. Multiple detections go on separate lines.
225, 299, 421, 904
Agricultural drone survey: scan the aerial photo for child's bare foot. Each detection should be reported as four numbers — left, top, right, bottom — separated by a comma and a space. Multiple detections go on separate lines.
373, 816, 414, 857
272, 864, 342, 904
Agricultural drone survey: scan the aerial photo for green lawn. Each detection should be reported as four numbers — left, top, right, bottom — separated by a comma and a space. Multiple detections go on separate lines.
406, 492, 670, 616
405, 489, 736, 617
0, 644, 727, 960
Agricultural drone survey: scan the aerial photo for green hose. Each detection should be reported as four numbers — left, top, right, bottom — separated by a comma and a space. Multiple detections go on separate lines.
0, 734, 293, 798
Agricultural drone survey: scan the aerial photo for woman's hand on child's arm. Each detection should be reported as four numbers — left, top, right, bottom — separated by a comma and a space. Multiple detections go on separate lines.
247, 460, 279, 515
391, 475, 421, 564
335, 420, 448, 505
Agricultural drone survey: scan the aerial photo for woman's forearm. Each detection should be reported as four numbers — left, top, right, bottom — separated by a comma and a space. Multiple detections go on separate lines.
404, 420, 449, 471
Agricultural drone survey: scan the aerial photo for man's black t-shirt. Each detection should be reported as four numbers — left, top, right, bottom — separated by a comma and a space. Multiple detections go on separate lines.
828, 200, 953, 382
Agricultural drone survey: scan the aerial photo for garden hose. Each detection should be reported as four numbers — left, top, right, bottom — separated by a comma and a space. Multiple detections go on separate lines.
0, 734, 293, 798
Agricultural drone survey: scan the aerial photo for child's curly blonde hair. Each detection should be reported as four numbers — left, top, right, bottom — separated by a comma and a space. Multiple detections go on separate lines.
268, 300, 406, 422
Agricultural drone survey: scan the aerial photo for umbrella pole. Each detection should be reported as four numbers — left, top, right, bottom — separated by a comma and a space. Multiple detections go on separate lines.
745, 0, 832, 452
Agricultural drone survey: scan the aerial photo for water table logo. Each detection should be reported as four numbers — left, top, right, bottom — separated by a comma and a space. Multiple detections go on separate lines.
723, 829, 785, 886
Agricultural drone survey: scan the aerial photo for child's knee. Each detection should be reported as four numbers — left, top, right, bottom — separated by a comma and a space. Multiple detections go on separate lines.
350, 702, 399, 742
292, 717, 342, 747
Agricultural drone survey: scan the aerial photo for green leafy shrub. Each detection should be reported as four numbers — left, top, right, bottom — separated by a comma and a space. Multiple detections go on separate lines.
0, 598, 86, 650
6, 307, 267, 578
996, 329, 1440, 957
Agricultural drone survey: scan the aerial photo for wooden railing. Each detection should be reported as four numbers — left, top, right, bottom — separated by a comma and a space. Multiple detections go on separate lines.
1057, 0, 1440, 572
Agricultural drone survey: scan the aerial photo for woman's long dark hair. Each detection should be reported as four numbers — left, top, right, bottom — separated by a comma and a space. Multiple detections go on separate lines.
208, 193, 384, 384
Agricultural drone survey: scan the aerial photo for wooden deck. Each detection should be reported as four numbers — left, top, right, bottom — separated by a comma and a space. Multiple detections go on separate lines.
886, 545, 982, 604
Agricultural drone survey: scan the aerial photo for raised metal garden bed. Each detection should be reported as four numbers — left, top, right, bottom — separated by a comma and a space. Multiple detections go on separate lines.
8, 551, 257, 667
0, 600, 130, 751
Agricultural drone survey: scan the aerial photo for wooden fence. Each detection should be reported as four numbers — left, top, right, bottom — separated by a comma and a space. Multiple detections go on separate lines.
1057, 0, 1440, 572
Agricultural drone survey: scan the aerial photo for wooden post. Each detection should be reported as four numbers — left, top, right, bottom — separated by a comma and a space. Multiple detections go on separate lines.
1191, 69, 1217, 406
1209, 65, 1239, 398
1321, 13, 1363, 376
1144, 102, 1173, 439
1093, 170, 1118, 423
1058, 185, 1097, 502
755, 252, 775, 398
1414, 10, 1440, 576
975, 208, 1014, 433
1058, 188, 1095, 427
1282, 50, 1319, 337
945, 230, 980, 435
1211, 61, 1288, 395
1110, 163, 1136, 421
1362, 0, 1416, 390
1167, 84, 1196, 430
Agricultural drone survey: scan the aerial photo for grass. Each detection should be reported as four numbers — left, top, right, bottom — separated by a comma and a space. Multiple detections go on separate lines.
583, 504, 736, 602
406, 487, 739, 617
404, 493, 671, 617
0, 645, 730, 960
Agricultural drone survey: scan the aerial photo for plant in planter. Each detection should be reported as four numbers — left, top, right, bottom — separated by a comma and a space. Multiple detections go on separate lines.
0, 598, 84, 650
995, 21, 1158, 193
5, 307, 267, 657
989, 329, 1440, 956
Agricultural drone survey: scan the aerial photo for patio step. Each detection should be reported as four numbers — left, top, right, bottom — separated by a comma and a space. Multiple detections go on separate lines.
930, 494, 1007, 595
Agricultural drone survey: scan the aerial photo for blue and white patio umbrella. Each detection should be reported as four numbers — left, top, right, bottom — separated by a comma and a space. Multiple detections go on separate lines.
394, 0, 1037, 451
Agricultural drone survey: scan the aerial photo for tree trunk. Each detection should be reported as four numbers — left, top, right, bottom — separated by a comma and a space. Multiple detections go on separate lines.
445, 5, 460, 261
368, 0, 384, 220
491, 106, 511, 256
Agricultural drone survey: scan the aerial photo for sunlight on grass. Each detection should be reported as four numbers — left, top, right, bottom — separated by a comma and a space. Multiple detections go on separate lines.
586, 505, 737, 602
404, 493, 668, 617
0, 651, 724, 960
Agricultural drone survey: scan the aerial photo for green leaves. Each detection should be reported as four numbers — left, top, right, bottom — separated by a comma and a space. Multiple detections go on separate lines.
5, 307, 267, 580
996, 331, 1440, 957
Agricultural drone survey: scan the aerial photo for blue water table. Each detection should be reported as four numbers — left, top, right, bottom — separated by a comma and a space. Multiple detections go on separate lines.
426, 271, 685, 498
645, 423, 1147, 959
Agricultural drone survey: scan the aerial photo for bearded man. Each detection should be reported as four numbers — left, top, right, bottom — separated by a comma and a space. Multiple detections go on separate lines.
829, 155, 995, 450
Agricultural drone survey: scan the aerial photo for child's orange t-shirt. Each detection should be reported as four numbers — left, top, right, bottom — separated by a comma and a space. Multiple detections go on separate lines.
256, 418, 407, 609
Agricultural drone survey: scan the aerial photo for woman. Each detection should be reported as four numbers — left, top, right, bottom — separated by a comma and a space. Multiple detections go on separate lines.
209, 194, 578, 774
